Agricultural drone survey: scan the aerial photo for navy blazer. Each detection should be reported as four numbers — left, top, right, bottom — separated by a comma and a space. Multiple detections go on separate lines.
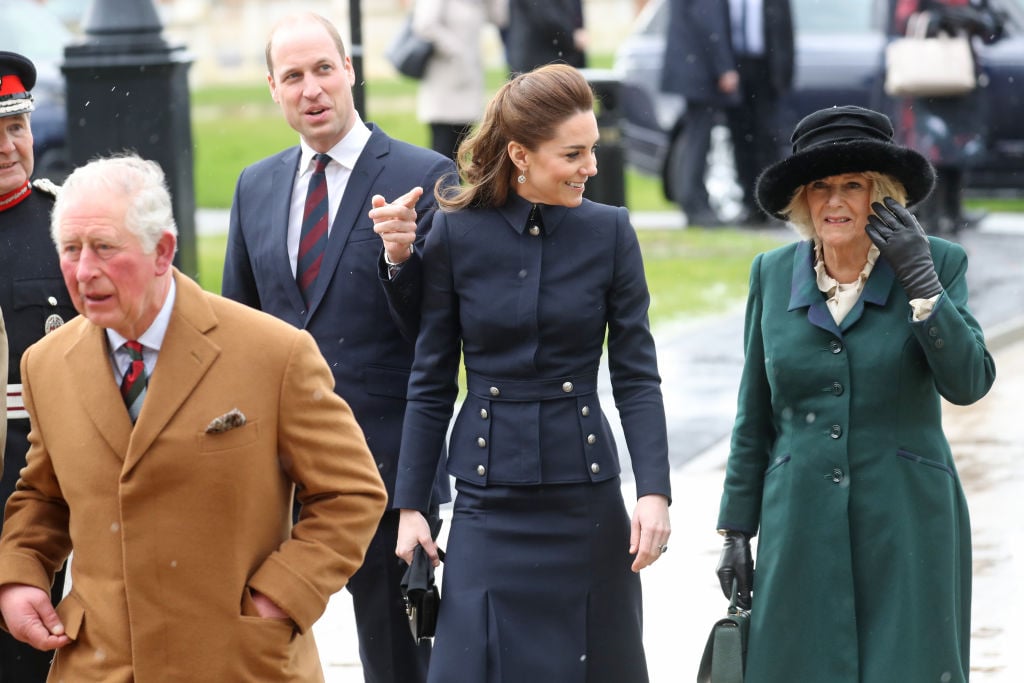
394, 194, 671, 513
222, 124, 456, 505
661, 0, 794, 105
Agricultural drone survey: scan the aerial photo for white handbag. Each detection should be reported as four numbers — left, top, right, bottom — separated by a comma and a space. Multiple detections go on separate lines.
884, 12, 976, 98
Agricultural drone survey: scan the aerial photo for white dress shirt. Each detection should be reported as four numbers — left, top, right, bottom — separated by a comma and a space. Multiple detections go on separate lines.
286, 117, 372, 277
107, 278, 177, 384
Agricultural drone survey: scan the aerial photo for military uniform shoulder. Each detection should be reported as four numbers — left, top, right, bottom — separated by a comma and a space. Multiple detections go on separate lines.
31, 178, 60, 198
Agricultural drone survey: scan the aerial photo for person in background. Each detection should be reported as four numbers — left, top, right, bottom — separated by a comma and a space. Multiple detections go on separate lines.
0, 153, 387, 682
411, 0, 507, 161
221, 12, 455, 683
0, 50, 78, 683
724, 0, 794, 225
395, 64, 671, 683
891, 0, 1005, 234
505, 0, 587, 74
660, 0, 793, 228
715, 105, 995, 682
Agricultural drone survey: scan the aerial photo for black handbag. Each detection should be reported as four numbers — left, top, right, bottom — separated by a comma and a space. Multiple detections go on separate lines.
400, 545, 445, 644
696, 581, 750, 683
385, 14, 433, 80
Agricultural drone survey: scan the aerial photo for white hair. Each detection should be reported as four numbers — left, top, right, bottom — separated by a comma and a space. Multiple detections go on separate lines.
51, 153, 178, 253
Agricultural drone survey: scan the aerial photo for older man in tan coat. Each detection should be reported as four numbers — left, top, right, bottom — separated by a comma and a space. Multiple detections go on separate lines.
0, 154, 387, 682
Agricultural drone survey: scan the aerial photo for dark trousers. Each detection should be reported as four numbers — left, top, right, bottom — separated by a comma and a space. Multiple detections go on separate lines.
673, 102, 717, 217
429, 123, 472, 164
347, 507, 437, 683
0, 563, 65, 682
727, 56, 784, 216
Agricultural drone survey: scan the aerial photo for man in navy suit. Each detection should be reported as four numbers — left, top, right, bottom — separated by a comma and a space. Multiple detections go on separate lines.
221, 12, 454, 683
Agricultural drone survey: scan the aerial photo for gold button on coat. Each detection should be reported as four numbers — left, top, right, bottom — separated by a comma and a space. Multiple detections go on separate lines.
562, 382, 574, 392
590, 463, 601, 474
477, 437, 487, 447
490, 386, 500, 397
581, 405, 590, 416
476, 465, 486, 476
480, 409, 488, 419
587, 434, 597, 444
529, 225, 540, 236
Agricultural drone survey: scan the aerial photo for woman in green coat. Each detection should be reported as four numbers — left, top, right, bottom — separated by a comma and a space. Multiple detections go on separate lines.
714, 105, 996, 683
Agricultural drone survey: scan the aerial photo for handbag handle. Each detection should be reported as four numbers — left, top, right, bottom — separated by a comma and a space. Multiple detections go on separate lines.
728, 578, 749, 616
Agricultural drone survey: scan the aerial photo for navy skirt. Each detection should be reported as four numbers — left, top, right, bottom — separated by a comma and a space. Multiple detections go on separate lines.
428, 477, 648, 683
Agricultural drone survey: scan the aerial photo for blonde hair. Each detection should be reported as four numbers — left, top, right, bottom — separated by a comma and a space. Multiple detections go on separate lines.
781, 171, 908, 240
437, 64, 594, 211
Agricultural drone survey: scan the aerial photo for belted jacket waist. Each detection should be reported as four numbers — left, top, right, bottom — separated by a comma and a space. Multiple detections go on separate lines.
466, 372, 598, 402
447, 371, 619, 487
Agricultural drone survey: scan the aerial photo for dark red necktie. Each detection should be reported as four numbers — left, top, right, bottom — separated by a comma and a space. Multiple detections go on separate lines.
120, 340, 148, 422
297, 153, 331, 305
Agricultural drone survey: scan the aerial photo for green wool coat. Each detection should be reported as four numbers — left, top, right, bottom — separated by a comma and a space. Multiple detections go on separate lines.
718, 237, 995, 683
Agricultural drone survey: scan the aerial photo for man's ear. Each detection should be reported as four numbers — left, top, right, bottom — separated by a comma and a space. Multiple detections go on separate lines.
153, 232, 177, 275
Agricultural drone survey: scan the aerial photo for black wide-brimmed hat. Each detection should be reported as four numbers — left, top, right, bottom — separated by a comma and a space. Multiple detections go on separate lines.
755, 105, 935, 219
0, 51, 36, 119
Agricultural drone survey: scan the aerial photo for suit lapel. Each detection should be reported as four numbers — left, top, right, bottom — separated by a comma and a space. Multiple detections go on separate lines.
839, 255, 895, 332
305, 128, 388, 320
272, 149, 307, 313
65, 323, 131, 460
124, 272, 220, 475
787, 240, 843, 338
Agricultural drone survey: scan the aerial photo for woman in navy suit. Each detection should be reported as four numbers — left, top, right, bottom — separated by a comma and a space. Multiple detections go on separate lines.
394, 64, 671, 682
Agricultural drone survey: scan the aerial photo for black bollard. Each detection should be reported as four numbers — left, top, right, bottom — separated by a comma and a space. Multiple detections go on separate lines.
580, 68, 627, 208
62, 0, 197, 279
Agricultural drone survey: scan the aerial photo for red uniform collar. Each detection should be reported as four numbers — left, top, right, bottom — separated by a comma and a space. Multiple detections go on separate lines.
0, 180, 31, 212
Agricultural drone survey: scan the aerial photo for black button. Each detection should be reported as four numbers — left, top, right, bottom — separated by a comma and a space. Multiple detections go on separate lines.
830, 424, 842, 439
928, 326, 939, 338
830, 340, 843, 354
935, 339, 945, 349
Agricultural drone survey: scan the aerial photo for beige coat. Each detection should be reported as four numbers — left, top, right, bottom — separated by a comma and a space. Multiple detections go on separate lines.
0, 271, 387, 682
413, 0, 507, 124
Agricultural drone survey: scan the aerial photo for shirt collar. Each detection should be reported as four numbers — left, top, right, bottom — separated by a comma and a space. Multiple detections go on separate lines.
812, 239, 879, 295
106, 277, 177, 353
298, 114, 371, 175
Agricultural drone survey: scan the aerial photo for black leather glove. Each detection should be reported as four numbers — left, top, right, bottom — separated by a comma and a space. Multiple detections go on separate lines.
866, 197, 943, 300
716, 531, 753, 610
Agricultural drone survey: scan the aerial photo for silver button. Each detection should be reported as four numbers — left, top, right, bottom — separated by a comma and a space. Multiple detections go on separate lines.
590, 463, 601, 474
47, 296, 58, 306
477, 437, 487, 448
562, 381, 574, 393
830, 424, 842, 439
581, 405, 590, 417
490, 386, 500, 397
476, 465, 486, 476
529, 225, 540, 236
480, 409, 489, 419
587, 434, 597, 444
830, 468, 844, 484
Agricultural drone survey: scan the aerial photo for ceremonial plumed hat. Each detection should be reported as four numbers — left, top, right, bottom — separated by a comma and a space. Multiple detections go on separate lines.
0, 51, 36, 118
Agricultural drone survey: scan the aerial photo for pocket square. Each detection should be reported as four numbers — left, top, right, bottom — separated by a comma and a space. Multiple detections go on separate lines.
206, 408, 247, 434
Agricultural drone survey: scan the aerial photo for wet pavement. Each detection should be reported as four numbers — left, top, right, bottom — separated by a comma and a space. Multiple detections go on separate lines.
308, 214, 1024, 681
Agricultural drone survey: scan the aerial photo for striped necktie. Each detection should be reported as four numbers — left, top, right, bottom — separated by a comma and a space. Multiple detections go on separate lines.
120, 340, 148, 423
297, 153, 332, 306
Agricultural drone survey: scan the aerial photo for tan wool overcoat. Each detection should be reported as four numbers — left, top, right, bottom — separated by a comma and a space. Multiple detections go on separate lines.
0, 271, 387, 682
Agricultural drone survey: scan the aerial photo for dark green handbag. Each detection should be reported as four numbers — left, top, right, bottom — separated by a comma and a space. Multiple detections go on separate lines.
696, 581, 750, 683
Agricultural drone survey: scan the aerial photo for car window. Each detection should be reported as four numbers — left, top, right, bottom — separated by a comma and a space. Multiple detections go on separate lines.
792, 0, 880, 35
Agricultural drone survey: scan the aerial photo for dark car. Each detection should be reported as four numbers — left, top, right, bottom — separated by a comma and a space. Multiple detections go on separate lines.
613, 0, 1024, 213
7, 0, 74, 181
